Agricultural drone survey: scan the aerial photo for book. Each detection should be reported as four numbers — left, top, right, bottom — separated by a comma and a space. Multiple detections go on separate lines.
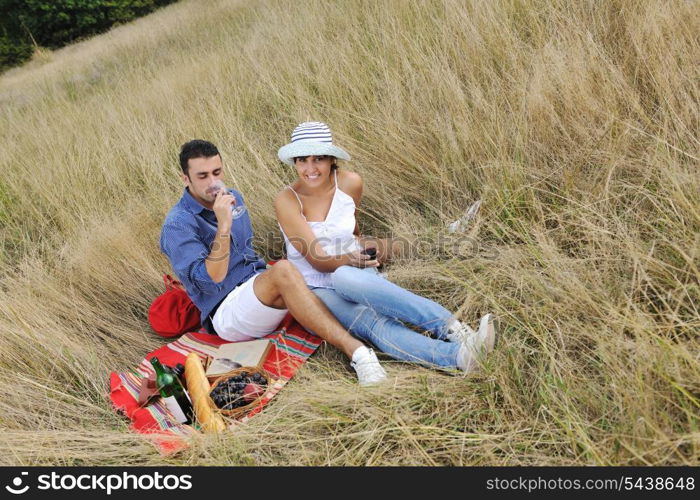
205, 339, 272, 377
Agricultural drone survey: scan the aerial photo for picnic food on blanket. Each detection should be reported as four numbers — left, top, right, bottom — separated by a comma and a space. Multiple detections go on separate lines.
184, 353, 227, 433
150, 357, 194, 425
110, 327, 323, 455
209, 367, 269, 416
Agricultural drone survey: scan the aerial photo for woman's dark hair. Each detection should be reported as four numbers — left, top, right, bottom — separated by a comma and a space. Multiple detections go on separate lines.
292, 155, 338, 171
179, 140, 221, 175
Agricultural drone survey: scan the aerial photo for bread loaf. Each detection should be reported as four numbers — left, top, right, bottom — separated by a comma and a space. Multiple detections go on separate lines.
185, 352, 226, 433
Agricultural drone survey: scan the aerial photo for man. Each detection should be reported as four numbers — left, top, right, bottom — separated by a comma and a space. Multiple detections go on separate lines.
160, 140, 386, 385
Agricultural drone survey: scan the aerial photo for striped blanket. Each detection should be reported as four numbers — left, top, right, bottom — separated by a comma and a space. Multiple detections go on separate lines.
109, 314, 322, 455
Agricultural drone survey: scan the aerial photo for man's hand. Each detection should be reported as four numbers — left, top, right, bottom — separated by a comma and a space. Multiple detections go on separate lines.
212, 188, 235, 231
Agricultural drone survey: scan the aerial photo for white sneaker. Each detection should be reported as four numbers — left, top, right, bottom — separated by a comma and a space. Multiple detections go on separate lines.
350, 346, 387, 386
456, 314, 497, 373
446, 319, 476, 343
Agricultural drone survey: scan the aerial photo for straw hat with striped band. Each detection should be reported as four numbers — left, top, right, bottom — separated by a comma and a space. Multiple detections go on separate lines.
277, 121, 351, 166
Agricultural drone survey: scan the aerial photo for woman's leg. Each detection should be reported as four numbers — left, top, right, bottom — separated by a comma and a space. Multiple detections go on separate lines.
331, 266, 454, 339
311, 287, 460, 368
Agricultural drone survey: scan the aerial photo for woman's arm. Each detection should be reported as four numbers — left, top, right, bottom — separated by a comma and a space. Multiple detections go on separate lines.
274, 187, 374, 273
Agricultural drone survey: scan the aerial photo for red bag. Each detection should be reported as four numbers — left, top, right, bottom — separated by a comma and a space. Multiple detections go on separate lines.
148, 274, 201, 338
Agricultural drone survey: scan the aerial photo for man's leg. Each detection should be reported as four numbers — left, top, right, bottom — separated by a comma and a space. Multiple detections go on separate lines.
252, 261, 363, 359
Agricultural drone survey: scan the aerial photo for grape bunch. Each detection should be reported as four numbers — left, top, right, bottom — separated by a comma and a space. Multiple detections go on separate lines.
210, 371, 268, 411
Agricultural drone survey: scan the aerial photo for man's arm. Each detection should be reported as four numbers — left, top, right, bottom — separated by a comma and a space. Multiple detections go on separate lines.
161, 220, 226, 295
204, 224, 231, 283
161, 190, 236, 292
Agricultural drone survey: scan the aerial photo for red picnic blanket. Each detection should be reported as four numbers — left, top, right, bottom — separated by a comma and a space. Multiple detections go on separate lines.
109, 314, 322, 455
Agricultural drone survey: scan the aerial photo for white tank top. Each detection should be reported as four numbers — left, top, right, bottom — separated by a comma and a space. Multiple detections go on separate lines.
280, 171, 361, 288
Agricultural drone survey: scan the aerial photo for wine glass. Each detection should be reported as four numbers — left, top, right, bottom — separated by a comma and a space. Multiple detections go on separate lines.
210, 180, 246, 219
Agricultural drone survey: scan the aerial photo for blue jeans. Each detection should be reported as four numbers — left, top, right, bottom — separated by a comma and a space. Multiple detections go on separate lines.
311, 266, 460, 368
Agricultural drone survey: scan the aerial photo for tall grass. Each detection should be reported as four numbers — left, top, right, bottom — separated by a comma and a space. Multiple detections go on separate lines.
0, 0, 697, 465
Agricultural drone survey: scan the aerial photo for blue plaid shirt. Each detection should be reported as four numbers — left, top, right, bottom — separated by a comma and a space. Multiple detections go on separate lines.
160, 187, 267, 331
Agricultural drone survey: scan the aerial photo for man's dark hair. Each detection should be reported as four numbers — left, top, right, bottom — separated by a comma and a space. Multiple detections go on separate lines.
179, 140, 221, 175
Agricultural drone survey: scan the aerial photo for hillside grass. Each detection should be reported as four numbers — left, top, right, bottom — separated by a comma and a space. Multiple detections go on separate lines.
0, 0, 698, 465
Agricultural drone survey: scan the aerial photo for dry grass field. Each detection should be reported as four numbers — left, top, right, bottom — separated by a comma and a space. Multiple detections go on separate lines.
0, 0, 698, 465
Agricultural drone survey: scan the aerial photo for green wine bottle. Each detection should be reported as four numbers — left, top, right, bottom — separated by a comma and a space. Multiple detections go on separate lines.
150, 357, 194, 425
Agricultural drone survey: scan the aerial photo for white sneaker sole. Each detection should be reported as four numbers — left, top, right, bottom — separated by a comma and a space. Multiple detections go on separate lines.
477, 313, 498, 354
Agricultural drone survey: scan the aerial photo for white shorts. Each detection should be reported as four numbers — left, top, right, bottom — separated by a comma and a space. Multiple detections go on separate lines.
212, 273, 288, 342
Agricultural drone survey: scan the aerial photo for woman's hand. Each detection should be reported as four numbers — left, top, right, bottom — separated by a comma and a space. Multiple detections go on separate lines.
347, 248, 380, 268
356, 236, 393, 265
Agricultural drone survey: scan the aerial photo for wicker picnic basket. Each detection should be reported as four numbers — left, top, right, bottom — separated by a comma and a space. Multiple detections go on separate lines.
207, 366, 273, 419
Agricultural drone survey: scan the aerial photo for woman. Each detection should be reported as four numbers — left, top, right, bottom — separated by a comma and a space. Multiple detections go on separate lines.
274, 122, 497, 373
